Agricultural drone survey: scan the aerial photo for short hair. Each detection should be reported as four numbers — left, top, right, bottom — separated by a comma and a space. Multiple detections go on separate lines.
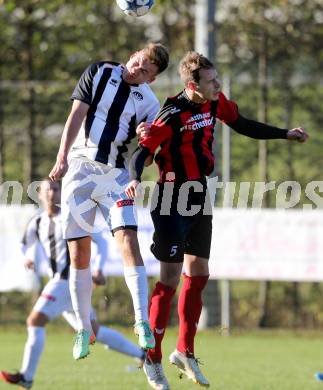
179, 51, 214, 85
143, 43, 169, 74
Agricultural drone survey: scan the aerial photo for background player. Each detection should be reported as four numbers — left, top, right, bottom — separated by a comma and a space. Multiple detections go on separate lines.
0, 179, 145, 389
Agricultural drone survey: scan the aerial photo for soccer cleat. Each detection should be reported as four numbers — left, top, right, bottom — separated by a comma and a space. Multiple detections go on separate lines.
143, 358, 170, 390
315, 372, 323, 381
169, 349, 210, 387
0, 371, 33, 389
73, 329, 91, 360
134, 320, 155, 349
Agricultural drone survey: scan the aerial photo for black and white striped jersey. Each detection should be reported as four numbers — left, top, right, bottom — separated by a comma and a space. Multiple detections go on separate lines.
21, 211, 70, 279
69, 61, 160, 168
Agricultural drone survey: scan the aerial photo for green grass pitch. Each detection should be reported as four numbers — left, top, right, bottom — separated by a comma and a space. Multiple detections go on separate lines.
1, 327, 323, 389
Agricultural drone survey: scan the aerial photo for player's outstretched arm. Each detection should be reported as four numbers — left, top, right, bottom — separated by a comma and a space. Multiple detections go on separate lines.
229, 114, 289, 139
49, 100, 89, 181
218, 94, 306, 141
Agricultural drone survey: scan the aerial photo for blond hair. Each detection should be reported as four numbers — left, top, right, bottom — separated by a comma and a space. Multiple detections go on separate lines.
179, 51, 214, 85
143, 43, 169, 74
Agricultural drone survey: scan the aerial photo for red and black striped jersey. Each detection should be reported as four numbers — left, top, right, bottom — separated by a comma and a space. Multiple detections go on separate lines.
139, 91, 238, 183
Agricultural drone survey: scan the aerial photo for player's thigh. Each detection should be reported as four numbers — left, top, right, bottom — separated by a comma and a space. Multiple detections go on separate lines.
33, 278, 72, 321
97, 172, 138, 233
61, 159, 97, 239
185, 213, 212, 262
107, 199, 138, 233
97, 168, 136, 229
150, 210, 187, 262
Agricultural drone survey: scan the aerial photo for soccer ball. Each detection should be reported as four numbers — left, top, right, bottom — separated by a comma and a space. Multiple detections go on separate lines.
116, 0, 154, 17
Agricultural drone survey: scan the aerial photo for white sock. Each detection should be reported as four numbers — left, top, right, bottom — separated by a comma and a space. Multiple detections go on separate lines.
69, 266, 93, 332
123, 266, 148, 323
96, 326, 144, 359
20, 326, 46, 381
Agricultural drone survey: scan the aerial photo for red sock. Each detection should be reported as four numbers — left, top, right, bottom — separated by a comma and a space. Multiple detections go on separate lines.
147, 281, 176, 363
177, 274, 209, 356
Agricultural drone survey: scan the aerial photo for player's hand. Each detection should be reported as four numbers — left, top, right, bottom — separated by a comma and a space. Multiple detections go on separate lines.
125, 180, 141, 199
24, 259, 34, 270
92, 270, 106, 286
136, 122, 152, 140
49, 155, 69, 181
287, 127, 308, 143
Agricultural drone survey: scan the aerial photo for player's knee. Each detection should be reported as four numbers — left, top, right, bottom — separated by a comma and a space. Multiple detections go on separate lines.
160, 273, 180, 289
185, 255, 209, 276
27, 311, 48, 327
160, 265, 182, 288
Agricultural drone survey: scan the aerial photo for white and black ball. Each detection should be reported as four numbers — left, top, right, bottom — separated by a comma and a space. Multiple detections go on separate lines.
116, 0, 154, 17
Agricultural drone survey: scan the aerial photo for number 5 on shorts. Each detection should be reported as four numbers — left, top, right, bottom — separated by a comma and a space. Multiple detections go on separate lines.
170, 245, 178, 257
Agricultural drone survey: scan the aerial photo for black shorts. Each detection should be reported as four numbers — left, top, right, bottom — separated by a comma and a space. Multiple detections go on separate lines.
150, 180, 212, 263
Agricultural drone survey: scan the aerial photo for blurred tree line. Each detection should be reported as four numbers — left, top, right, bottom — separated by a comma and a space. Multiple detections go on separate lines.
0, 0, 323, 329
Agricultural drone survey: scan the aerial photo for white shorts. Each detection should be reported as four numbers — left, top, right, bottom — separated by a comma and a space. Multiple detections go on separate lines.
33, 276, 96, 321
61, 157, 138, 239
